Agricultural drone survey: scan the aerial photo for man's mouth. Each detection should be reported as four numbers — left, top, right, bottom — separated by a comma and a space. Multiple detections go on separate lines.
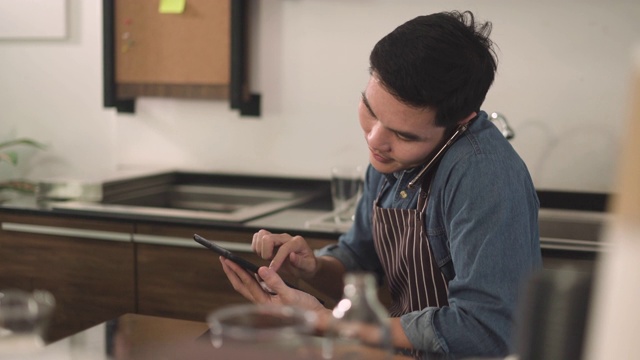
370, 149, 392, 164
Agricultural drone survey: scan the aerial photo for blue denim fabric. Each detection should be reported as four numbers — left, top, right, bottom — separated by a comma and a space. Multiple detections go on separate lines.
316, 111, 542, 357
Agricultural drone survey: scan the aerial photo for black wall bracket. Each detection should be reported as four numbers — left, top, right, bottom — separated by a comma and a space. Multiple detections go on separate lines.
103, 0, 135, 113
230, 0, 261, 117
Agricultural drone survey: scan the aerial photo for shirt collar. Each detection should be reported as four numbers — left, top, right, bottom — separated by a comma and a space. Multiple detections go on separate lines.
383, 167, 422, 183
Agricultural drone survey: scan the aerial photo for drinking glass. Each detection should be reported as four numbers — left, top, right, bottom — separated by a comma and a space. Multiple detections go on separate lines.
330, 166, 364, 224
207, 304, 317, 358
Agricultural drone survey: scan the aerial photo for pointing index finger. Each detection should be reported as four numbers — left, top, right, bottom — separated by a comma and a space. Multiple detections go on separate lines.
268, 239, 298, 271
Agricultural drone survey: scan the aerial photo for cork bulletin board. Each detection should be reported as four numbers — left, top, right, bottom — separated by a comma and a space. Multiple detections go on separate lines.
114, 0, 231, 99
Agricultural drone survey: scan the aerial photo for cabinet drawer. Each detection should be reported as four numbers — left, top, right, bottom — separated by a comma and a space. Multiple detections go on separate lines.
0, 213, 135, 342
135, 242, 264, 322
134, 223, 337, 320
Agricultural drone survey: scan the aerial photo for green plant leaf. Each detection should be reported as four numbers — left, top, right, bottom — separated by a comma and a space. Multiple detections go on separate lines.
0, 151, 18, 165
0, 138, 46, 151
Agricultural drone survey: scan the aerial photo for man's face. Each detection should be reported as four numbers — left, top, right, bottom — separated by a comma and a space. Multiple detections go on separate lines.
358, 74, 448, 174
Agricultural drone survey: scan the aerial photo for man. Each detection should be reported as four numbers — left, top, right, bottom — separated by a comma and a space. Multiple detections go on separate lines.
220, 10, 541, 357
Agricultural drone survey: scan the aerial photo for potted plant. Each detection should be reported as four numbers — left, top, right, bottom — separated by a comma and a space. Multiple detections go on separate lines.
0, 138, 45, 198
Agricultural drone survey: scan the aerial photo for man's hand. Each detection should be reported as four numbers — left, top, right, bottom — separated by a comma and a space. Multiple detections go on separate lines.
251, 229, 319, 279
219, 256, 326, 312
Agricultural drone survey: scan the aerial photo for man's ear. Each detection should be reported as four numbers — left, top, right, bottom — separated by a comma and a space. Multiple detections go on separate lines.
457, 112, 478, 127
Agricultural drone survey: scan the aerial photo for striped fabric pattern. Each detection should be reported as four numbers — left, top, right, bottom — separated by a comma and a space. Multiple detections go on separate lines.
372, 188, 449, 318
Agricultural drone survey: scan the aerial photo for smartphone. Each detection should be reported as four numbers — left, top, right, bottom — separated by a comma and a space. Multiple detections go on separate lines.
407, 118, 475, 189
193, 234, 324, 304
194, 234, 261, 274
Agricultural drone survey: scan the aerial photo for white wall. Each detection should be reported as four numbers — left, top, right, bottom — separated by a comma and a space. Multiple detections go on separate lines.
1, 0, 639, 192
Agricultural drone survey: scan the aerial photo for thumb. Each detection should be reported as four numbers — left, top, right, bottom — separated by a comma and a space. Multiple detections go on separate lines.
258, 266, 289, 294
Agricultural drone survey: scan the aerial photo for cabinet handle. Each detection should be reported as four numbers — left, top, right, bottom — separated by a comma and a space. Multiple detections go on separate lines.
133, 234, 254, 252
1, 222, 131, 242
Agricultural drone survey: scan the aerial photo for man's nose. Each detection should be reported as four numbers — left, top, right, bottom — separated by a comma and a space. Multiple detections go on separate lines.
367, 123, 391, 151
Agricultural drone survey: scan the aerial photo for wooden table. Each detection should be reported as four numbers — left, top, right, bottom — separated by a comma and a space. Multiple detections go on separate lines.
30, 313, 416, 359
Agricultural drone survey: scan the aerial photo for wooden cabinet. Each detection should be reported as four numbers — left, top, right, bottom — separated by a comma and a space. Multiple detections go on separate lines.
0, 210, 338, 339
134, 223, 260, 322
0, 213, 136, 342
2, 207, 602, 346
134, 222, 337, 322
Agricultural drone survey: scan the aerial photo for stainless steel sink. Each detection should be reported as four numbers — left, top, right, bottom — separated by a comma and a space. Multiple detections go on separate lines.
50, 172, 327, 223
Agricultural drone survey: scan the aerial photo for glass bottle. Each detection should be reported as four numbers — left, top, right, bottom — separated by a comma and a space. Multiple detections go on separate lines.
323, 272, 393, 359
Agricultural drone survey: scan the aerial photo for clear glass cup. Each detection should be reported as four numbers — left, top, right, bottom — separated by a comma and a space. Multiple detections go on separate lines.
0, 289, 55, 355
207, 304, 318, 358
330, 166, 364, 224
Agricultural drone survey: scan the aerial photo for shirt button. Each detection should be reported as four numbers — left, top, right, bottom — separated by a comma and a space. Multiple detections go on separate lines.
400, 190, 408, 199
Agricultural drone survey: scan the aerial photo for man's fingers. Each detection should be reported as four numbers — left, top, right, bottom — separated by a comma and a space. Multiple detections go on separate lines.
268, 237, 304, 271
257, 266, 289, 295
252, 230, 293, 260
258, 266, 301, 299
220, 257, 273, 303
258, 266, 325, 310
219, 257, 255, 301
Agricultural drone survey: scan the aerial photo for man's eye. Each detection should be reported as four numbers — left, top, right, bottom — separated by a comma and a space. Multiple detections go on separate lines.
395, 133, 414, 141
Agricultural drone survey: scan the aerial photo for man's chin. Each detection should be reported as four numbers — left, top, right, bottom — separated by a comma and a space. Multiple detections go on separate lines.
370, 158, 424, 175
370, 159, 399, 174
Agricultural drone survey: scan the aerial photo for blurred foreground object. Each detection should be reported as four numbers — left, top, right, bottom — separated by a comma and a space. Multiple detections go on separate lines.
207, 304, 316, 358
324, 272, 393, 359
0, 289, 55, 355
583, 47, 640, 360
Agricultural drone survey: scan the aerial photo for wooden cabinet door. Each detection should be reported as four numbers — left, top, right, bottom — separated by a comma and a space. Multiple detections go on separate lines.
134, 222, 338, 321
0, 213, 136, 342
136, 242, 256, 323
134, 224, 266, 322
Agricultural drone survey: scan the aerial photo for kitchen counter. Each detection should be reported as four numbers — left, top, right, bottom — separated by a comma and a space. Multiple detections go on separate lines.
0, 170, 611, 252
0, 197, 344, 243
0, 170, 344, 240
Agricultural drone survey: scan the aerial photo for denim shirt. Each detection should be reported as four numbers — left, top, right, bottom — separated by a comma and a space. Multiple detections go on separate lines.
316, 111, 542, 357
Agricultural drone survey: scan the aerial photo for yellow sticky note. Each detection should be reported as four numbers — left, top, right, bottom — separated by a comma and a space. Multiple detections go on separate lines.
159, 0, 186, 14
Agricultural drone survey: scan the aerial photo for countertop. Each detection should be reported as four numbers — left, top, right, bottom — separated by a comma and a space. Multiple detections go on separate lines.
0, 190, 347, 241
0, 170, 611, 251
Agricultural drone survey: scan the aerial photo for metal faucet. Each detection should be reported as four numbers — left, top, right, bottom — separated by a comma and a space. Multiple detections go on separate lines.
489, 112, 515, 140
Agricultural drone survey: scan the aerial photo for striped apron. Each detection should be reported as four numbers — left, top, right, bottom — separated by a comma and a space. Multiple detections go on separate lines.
372, 179, 449, 318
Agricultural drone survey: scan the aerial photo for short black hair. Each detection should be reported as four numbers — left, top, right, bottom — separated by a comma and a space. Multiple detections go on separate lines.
369, 10, 498, 128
